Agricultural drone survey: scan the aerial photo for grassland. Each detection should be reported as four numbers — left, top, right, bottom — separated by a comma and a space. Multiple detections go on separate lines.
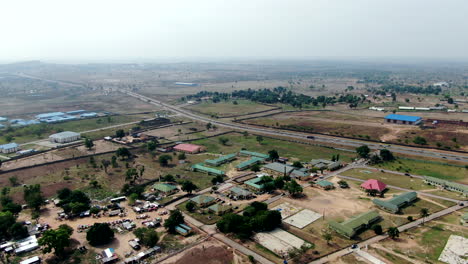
374, 158, 468, 184
185, 100, 277, 117
177, 201, 221, 225
191, 133, 355, 162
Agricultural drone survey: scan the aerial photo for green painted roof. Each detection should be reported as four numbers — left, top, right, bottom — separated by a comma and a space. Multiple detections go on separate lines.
192, 163, 225, 176
329, 210, 380, 237
190, 195, 215, 205
205, 153, 237, 166
153, 183, 177, 192
245, 177, 265, 190
208, 203, 231, 213
239, 150, 269, 159
317, 180, 334, 187
373, 192, 417, 213
236, 157, 264, 169
424, 176, 468, 193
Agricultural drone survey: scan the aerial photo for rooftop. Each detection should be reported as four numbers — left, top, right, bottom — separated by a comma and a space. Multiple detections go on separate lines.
361, 179, 387, 192
263, 162, 295, 174
49, 131, 80, 139
205, 153, 237, 165
208, 203, 232, 213
236, 157, 264, 169
36, 112, 65, 119
0, 142, 19, 149
245, 177, 265, 189
153, 183, 178, 192
190, 195, 215, 205
192, 164, 225, 176
373, 192, 418, 212
230, 186, 252, 196
239, 150, 270, 159
174, 143, 203, 152
384, 114, 422, 122
317, 180, 334, 187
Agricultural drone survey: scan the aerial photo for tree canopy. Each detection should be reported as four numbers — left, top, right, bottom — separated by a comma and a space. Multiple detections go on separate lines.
164, 210, 185, 233
38, 224, 73, 256
356, 145, 371, 158
86, 223, 114, 246
133, 227, 159, 247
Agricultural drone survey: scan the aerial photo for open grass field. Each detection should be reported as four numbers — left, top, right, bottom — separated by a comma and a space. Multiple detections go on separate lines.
373, 158, 468, 184
378, 222, 468, 263
190, 133, 355, 162
185, 99, 277, 117
177, 201, 221, 225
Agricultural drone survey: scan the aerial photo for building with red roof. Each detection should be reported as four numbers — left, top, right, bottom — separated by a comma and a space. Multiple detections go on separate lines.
173, 143, 204, 154
360, 179, 387, 193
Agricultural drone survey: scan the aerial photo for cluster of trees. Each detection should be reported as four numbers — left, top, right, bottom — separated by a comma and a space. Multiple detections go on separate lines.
372, 84, 442, 95
217, 202, 281, 239
38, 224, 74, 257
56, 188, 91, 215
182, 87, 361, 109
0, 211, 28, 241
369, 149, 395, 164
133, 227, 159, 247
24, 184, 45, 215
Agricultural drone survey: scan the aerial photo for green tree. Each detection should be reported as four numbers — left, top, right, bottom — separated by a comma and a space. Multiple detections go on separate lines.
8, 177, 18, 187
86, 223, 114, 246
111, 156, 118, 168
116, 147, 132, 160
125, 168, 139, 184
379, 149, 395, 161
159, 155, 173, 166
356, 145, 371, 158
387, 227, 400, 239
322, 232, 332, 245
178, 152, 186, 160
285, 180, 303, 197
84, 138, 94, 150
0, 211, 16, 239
268, 150, 279, 161
185, 201, 195, 212
251, 164, 261, 172
115, 129, 125, 138
38, 224, 73, 257
413, 136, 427, 145
147, 140, 158, 152
206, 123, 212, 130
218, 137, 229, 146
164, 210, 185, 233
273, 177, 285, 189
162, 174, 175, 182
181, 181, 197, 194
372, 224, 383, 235
420, 208, 429, 224
8, 222, 28, 240
101, 159, 110, 173
23, 184, 44, 212
292, 161, 303, 168
133, 227, 159, 247
256, 135, 264, 144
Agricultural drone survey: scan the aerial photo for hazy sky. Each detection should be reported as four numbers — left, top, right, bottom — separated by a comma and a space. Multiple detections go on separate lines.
1, 0, 468, 62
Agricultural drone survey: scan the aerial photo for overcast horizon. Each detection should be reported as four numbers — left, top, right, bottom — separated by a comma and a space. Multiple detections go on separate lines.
2, 0, 468, 63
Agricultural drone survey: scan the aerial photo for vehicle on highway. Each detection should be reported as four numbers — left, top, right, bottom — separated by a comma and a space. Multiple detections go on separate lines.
307, 136, 315, 139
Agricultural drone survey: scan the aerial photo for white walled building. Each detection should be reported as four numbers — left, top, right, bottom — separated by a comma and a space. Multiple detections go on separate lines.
49, 131, 81, 143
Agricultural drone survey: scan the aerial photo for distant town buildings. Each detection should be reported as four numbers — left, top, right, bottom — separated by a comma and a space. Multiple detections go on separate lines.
0, 142, 19, 153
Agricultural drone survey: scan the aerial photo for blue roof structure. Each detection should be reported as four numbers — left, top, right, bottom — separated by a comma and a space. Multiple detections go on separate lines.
36, 112, 65, 119
0, 117, 7, 122
66, 110, 86, 115
0, 143, 19, 150
384, 114, 421, 122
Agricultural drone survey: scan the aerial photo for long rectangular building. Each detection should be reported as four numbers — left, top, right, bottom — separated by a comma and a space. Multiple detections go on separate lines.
239, 150, 269, 159
384, 114, 422, 125
329, 210, 381, 238
373, 192, 417, 213
236, 157, 264, 171
191, 164, 225, 176
205, 153, 237, 167
423, 176, 468, 196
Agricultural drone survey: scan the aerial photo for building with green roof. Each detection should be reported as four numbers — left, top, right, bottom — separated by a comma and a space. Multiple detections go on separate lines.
153, 183, 178, 195
423, 176, 468, 196
236, 157, 264, 171
229, 186, 253, 199
190, 195, 216, 207
329, 210, 381, 238
208, 203, 232, 215
316, 180, 334, 190
191, 163, 225, 176
372, 192, 418, 213
205, 153, 237, 167
239, 150, 270, 160
245, 177, 265, 191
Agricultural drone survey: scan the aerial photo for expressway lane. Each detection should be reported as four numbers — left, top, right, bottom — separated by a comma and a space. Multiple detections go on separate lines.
120, 89, 468, 163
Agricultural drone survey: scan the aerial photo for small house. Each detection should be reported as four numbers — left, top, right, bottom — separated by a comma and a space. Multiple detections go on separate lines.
316, 180, 334, 190
208, 203, 232, 215
190, 195, 216, 207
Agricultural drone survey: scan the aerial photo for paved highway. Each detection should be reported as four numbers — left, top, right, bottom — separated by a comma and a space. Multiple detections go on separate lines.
120, 89, 468, 163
